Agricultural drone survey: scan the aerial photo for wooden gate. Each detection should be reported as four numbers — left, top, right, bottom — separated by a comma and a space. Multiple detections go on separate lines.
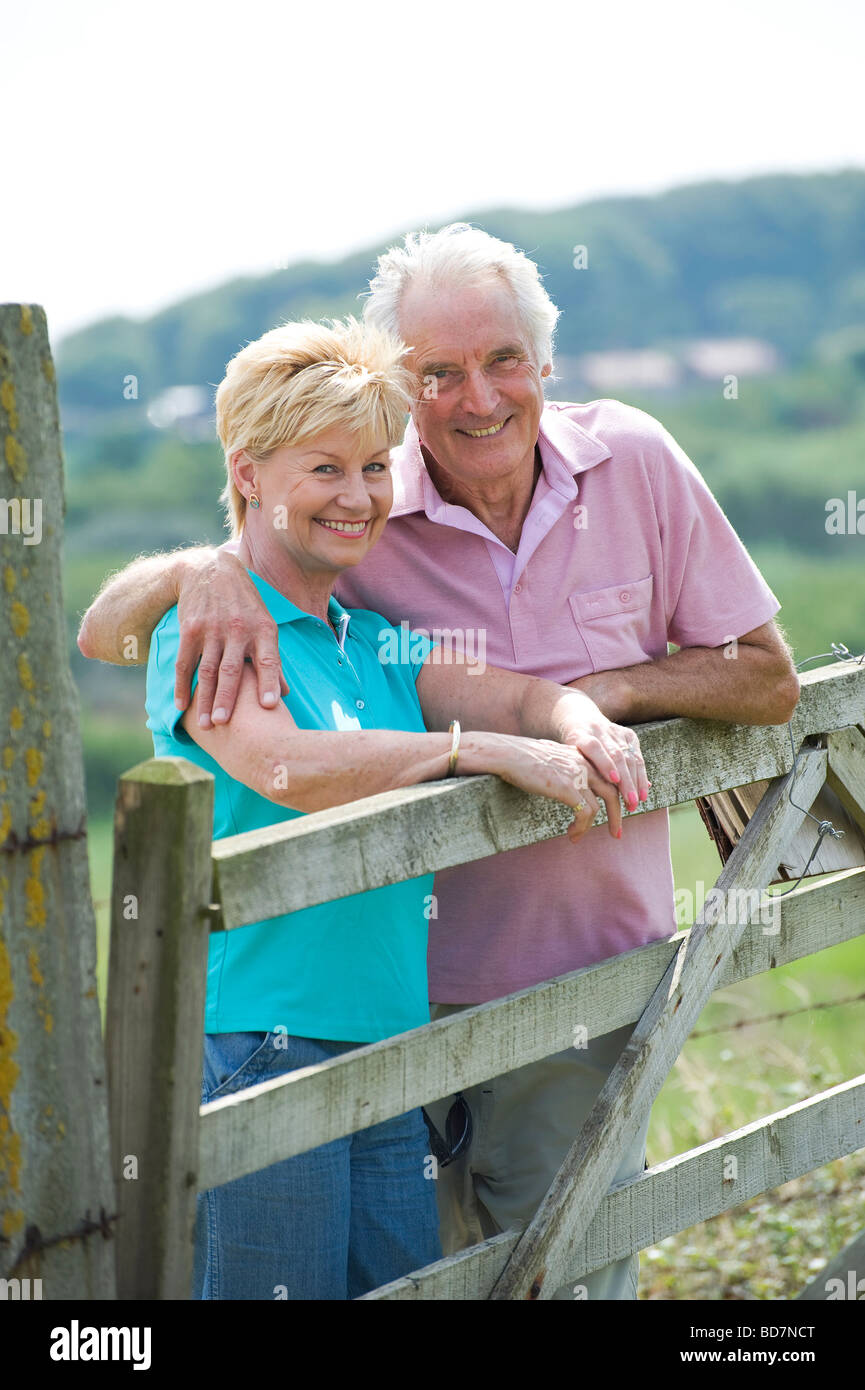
106, 663, 865, 1299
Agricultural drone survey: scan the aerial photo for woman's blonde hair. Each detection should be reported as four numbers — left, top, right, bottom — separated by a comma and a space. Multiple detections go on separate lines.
216, 316, 412, 536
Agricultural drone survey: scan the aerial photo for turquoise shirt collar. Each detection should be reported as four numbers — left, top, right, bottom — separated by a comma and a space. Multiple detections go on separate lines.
246, 568, 351, 650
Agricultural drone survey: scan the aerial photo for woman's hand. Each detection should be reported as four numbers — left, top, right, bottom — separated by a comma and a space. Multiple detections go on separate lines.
415, 660, 649, 833
461, 732, 626, 842
553, 689, 650, 815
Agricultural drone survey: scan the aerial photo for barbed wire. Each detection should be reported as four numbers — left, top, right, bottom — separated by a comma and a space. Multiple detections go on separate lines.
690, 990, 865, 1039
771, 641, 865, 897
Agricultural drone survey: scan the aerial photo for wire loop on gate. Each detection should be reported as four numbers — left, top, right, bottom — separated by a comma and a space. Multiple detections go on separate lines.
692, 642, 865, 1039
764, 641, 864, 899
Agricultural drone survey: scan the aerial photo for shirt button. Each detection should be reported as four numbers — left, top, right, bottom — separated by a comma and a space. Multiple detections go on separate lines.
514, 583, 522, 594
356, 699, 365, 710
619, 590, 630, 603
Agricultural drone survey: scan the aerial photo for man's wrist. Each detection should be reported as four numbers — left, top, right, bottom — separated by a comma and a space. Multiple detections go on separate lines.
172, 546, 220, 602
567, 669, 634, 724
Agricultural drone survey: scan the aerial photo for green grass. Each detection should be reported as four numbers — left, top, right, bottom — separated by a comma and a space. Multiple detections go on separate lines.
748, 544, 865, 666
651, 807, 865, 1153
645, 807, 865, 1300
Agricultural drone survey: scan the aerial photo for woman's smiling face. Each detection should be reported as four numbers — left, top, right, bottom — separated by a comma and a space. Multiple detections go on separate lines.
236, 424, 394, 577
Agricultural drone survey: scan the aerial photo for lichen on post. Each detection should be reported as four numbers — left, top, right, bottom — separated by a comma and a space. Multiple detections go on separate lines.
0, 304, 116, 1298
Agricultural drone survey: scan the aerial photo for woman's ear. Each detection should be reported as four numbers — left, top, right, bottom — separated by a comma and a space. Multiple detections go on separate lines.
231, 448, 257, 500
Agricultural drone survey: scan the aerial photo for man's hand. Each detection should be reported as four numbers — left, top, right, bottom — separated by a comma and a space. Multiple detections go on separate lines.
174, 550, 287, 728
78, 546, 215, 667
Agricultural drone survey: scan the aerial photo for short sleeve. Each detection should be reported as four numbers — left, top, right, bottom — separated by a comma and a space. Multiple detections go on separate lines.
648, 425, 781, 649
406, 629, 437, 683
145, 606, 199, 744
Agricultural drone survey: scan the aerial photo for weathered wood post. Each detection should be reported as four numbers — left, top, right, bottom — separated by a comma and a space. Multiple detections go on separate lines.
106, 758, 213, 1299
0, 304, 116, 1298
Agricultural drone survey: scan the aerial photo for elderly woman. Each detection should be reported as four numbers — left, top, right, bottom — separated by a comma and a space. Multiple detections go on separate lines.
144, 316, 647, 1301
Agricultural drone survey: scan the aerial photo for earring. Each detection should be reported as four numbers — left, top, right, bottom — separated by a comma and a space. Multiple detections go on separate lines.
249, 493, 261, 510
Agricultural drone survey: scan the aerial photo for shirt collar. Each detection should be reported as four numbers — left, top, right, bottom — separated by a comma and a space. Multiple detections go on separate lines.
247, 568, 351, 648
389, 403, 612, 518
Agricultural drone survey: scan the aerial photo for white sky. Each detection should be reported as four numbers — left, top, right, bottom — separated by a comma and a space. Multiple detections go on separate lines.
3, 0, 863, 344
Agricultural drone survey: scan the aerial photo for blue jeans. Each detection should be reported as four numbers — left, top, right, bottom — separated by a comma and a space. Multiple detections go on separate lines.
193, 1030, 441, 1300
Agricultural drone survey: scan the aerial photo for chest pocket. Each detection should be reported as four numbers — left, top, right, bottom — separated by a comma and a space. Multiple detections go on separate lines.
568, 574, 655, 673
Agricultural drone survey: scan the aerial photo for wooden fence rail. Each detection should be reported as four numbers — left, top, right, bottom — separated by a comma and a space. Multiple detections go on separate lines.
106, 660, 865, 1299
211, 662, 864, 923
366, 1073, 865, 1300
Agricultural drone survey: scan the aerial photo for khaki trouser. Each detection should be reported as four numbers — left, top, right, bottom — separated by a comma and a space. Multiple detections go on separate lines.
425, 1006, 650, 1300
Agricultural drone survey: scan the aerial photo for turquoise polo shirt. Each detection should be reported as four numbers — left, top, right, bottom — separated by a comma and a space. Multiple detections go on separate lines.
145, 569, 436, 1043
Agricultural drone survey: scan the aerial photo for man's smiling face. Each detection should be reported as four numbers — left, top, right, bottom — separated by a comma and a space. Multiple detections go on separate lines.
399, 278, 551, 489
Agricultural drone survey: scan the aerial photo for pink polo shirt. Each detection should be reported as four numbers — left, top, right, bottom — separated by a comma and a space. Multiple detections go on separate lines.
334, 398, 780, 1004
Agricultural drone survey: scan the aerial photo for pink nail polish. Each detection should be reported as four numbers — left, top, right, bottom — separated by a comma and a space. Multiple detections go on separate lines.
616, 828, 622, 839
609, 770, 620, 783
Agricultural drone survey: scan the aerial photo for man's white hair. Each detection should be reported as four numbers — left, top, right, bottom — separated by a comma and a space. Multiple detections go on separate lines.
363, 223, 561, 371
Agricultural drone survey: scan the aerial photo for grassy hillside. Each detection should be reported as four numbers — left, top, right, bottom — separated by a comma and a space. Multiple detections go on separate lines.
55, 170, 865, 410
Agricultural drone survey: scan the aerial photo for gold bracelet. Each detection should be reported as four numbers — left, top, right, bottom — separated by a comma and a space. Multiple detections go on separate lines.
447, 719, 461, 777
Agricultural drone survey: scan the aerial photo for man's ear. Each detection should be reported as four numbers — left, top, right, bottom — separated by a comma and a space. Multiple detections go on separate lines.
541, 362, 552, 379
408, 404, 425, 447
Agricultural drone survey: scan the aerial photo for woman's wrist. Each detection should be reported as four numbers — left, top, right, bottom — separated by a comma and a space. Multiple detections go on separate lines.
454, 730, 513, 778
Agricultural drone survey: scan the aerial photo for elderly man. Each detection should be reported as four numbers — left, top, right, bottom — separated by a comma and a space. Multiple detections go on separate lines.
79, 224, 799, 1300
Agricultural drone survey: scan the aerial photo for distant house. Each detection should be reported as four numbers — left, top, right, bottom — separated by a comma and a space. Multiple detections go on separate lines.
561, 337, 780, 395
146, 385, 214, 441
576, 350, 681, 392
682, 338, 780, 380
